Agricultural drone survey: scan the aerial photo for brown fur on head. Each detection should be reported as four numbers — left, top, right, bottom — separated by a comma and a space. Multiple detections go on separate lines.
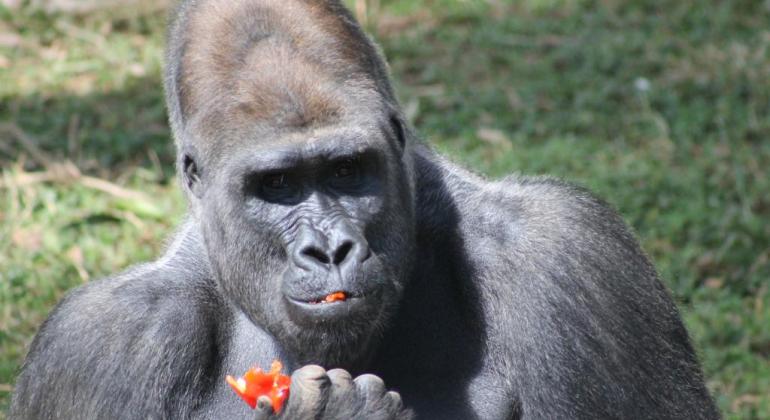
165, 0, 397, 153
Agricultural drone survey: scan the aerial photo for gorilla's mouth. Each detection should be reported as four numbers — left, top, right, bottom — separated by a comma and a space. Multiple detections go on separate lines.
308, 291, 348, 305
284, 290, 373, 322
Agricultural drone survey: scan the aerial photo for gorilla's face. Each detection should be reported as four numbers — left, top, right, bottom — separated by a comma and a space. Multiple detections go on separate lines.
192, 115, 414, 367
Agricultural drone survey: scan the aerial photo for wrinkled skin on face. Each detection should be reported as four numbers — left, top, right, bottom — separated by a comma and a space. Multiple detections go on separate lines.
194, 114, 415, 368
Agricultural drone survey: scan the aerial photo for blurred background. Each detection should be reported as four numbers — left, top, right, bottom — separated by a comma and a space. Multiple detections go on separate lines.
0, 0, 768, 418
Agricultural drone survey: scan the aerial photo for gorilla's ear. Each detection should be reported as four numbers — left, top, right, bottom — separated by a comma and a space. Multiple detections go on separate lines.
182, 152, 203, 199
390, 113, 407, 152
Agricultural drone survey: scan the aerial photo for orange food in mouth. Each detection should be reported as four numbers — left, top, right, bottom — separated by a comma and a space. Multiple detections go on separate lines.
225, 360, 290, 413
324, 291, 347, 303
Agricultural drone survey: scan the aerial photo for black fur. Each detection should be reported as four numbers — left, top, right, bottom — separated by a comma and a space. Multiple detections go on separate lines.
11, 1, 719, 419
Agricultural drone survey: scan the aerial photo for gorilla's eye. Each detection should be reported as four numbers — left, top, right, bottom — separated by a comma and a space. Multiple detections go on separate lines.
334, 158, 359, 179
244, 171, 300, 204
254, 172, 301, 203
263, 173, 290, 191
329, 157, 366, 193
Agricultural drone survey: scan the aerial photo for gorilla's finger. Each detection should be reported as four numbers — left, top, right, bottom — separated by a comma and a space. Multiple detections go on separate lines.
283, 365, 331, 415
327, 368, 353, 389
292, 365, 331, 389
385, 391, 404, 412
253, 396, 274, 420
325, 368, 360, 416
353, 373, 387, 399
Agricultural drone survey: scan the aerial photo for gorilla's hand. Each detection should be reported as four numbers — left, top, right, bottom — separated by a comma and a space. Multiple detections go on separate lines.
254, 365, 412, 420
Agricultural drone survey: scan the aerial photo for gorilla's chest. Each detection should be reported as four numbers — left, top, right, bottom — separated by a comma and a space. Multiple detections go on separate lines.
372, 343, 513, 419
368, 308, 514, 419
197, 316, 290, 418
198, 310, 513, 419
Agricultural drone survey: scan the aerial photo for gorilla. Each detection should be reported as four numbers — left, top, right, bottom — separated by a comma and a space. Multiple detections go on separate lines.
11, 1, 720, 419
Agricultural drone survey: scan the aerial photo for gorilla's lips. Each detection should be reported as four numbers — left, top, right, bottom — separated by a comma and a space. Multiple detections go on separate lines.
284, 288, 376, 322
309, 291, 348, 304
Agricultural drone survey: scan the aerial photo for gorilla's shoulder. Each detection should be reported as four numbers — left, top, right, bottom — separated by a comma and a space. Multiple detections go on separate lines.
453, 174, 670, 340
463, 174, 629, 240
53, 262, 219, 338
12, 263, 222, 417
459, 174, 653, 281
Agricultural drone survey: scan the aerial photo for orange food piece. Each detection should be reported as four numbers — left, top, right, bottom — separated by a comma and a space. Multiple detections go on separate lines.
324, 291, 347, 303
226, 360, 291, 413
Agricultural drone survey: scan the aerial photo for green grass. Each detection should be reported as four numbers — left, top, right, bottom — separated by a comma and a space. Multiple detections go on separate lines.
1, 0, 769, 418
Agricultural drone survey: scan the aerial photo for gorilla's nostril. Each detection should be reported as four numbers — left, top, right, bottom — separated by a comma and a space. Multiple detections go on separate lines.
301, 247, 330, 264
333, 241, 354, 265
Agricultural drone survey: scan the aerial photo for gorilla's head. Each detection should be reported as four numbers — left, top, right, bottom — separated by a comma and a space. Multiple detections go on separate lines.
165, 0, 416, 367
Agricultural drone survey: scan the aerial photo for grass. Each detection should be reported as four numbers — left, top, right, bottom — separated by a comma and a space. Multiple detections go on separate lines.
1, 0, 768, 418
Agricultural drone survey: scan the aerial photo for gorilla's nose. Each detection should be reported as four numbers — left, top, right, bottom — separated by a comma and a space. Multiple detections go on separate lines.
292, 223, 370, 274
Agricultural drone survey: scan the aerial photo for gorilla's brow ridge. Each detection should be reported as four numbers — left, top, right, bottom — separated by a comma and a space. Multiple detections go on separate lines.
231, 136, 382, 175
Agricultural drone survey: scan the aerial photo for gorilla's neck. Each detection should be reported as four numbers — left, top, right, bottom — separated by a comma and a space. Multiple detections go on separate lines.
157, 217, 212, 278
412, 145, 474, 243
369, 146, 485, 373
288, 324, 384, 374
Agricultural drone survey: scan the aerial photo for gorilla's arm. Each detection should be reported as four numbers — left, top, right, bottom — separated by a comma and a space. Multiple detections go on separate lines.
11, 223, 412, 420
451, 167, 719, 419
10, 263, 223, 420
